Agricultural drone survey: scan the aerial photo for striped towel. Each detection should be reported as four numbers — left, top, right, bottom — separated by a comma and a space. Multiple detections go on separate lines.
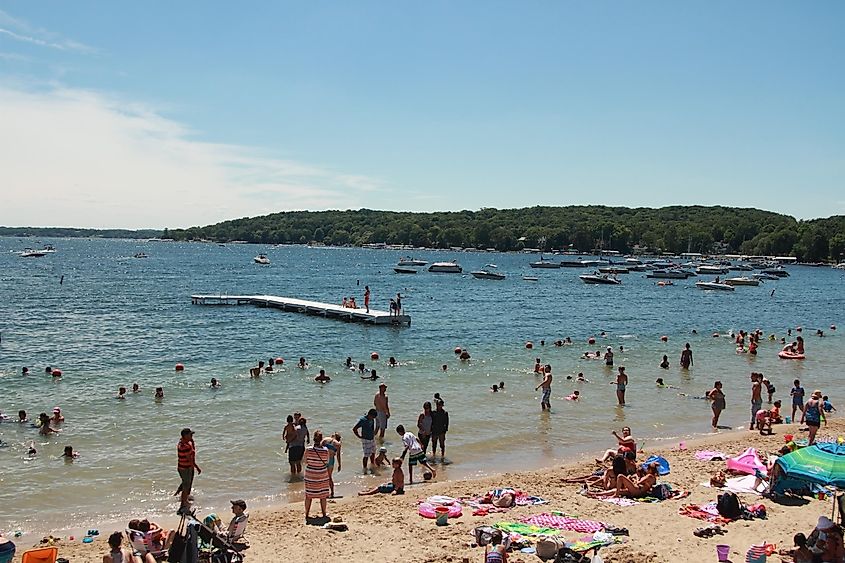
521, 513, 605, 533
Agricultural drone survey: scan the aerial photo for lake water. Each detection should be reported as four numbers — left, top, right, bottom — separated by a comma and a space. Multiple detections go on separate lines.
1, 238, 843, 535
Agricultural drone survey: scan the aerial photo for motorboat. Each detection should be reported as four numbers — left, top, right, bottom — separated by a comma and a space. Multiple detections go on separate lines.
560, 260, 583, 268
753, 272, 779, 281
580, 259, 610, 267
529, 257, 561, 269
40, 245, 56, 253
398, 257, 427, 266
598, 266, 629, 274
471, 270, 506, 280
254, 254, 270, 265
394, 267, 418, 274
729, 263, 754, 271
646, 269, 690, 279
522, 276, 539, 281
696, 265, 729, 275
428, 261, 462, 273
834, 263, 845, 270
20, 248, 46, 257
761, 267, 789, 277
695, 281, 735, 291
724, 276, 760, 286
133, 252, 149, 259
579, 272, 622, 285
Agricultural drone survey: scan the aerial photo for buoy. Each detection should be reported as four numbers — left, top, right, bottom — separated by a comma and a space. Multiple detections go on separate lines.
275, 357, 284, 364
660, 335, 668, 342
525, 341, 533, 349
175, 363, 185, 371
52, 369, 63, 377
588, 337, 596, 345
370, 352, 379, 360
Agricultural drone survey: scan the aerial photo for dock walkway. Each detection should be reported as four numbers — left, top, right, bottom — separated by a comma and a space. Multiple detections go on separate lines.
191, 294, 411, 326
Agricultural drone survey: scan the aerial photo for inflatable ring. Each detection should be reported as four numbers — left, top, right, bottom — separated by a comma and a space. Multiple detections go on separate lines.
418, 502, 462, 519
778, 351, 805, 360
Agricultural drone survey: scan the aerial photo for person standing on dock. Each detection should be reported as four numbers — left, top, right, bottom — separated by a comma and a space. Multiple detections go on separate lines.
535, 368, 553, 411
374, 384, 390, 439
364, 286, 371, 313
395, 293, 402, 315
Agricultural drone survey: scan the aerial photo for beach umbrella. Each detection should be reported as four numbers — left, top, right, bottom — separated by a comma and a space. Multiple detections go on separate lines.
776, 443, 845, 488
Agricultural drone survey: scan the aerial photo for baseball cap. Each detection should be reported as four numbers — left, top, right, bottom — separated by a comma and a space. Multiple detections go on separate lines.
53, 407, 61, 413
230, 499, 247, 509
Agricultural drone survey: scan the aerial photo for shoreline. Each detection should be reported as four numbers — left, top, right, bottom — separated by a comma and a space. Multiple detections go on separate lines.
16, 419, 845, 563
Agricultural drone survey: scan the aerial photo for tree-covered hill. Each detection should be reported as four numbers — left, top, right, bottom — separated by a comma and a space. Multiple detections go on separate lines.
168, 206, 845, 262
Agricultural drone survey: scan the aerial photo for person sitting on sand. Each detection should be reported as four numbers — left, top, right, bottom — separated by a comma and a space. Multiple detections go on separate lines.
769, 400, 783, 424
104, 530, 155, 563
823, 396, 837, 416
358, 457, 405, 496
590, 462, 659, 499
315, 369, 331, 383
596, 427, 636, 463
779, 533, 812, 563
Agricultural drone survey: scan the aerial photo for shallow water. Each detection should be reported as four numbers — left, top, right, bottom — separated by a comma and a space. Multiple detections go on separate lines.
0, 238, 843, 533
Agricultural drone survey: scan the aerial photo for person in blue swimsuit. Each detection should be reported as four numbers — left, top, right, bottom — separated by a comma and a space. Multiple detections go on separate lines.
801, 390, 823, 445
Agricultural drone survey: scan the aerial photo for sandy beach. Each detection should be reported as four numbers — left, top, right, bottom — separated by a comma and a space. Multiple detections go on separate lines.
14, 419, 843, 563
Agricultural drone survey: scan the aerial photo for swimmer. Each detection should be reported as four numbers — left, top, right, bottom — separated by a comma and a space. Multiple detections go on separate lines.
499, 381, 505, 390
132, 383, 140, 393
540, 340, 545, 346
358, 363, 366, 374
656, 378, 666, 387
441, 364, 448, 372
27, 442, 37, 456
619, 345, 624, 353
566, 390, 580, 401
210, 378, 221, 389
533, 358, 542, 373
61, 445, 79, 460
50, 407, 64, 424
22, 367, 29, 376
554, 340, 563, 347
491, 384, 499, 392
362, 369, 379, 380
434, 393, 444, 405
265, 359, 274, 372
154, 387, 164, 400
565, 336, 572, 344
298, 357, 307, 369
37, 413, 60, 435
659, 355, 670, 369
17, 410, 28, 423
116, 386, 127, 400
388, 357, 397, 367
315, 369, 331, 383
459, 349, 471, 361
577, 373, 588, 382
345, 357, 353, 369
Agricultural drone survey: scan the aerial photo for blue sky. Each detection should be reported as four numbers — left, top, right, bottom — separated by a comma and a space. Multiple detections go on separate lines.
1, 2, 843, 228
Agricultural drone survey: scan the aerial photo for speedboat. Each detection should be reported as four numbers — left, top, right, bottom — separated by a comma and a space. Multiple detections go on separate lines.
529, 257, 561, 269
834, 263, 845, 270
428, 261, 462, 273
40, 245, 56, 253
696, 265, 729, 275
579, 272, 622, 285
560, 260, 583, 268
695, 281, 735, 291
471, 270, 506, 280
522, 276, 539, 281
254, 254, 270, 265
394, 266, 418, 274
724, 276, 760, 286
20, 248, 46, 257
133, 252, 149, 259
761, 267, 789, 277
646, 269, 689, 279
398, 257, 427, 266
753, 272, 779, 281
729, 263, 754, 271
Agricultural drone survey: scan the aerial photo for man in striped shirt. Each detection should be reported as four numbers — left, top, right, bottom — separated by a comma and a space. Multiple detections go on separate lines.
177, 428, 202, 514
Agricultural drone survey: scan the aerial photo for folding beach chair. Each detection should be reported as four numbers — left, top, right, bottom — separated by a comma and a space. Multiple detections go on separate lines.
196, 521, 246, 563
20, 546, 58, 563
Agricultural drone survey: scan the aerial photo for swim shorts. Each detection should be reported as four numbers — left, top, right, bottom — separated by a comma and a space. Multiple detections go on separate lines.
377, 483, 395, 494
361, 439, 376, 457
288, 445, 305, 464
542, 388, 551, 403
178, 467, 194, 491
409, 451, 426, 466
376, 411, 388, 431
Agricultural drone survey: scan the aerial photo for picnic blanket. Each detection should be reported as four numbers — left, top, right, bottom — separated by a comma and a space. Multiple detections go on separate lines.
520, 512, 605, 533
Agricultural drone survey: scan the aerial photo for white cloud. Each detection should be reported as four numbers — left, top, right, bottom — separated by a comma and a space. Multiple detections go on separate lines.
0, 86, 383, 228
0, 9, 95, 53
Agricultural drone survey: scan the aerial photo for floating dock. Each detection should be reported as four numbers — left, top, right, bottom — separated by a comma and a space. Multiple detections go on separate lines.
190, 294, 411, 326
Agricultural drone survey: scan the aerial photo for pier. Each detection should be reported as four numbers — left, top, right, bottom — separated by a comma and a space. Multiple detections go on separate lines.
190, 294, 411, 326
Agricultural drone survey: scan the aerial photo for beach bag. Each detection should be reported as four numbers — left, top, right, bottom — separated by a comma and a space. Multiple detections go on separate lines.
716, 492, 743, 519
536, 536, 567, 560
473, 526, 496, 547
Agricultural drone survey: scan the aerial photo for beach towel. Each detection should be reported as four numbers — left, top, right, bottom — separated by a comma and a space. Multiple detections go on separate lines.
600, 497, 638, 507
727, 447, 767, 476
723, 475, 768, 495
515, 493, 547, 506
520, 513, 605, 533
678, 503, 732, 525
494, 522, 561, 537
695, 450, 727, 461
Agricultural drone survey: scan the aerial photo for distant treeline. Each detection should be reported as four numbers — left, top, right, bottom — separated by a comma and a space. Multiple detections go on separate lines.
0, 227, 161, 239
169, 206, 845, 262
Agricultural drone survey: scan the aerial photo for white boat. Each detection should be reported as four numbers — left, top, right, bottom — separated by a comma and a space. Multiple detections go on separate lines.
40, 245, 56, 253
529, 257, 561, 269
695, 281, 735, 291
729, 263, 754, 271
579, 272, 622, 285
20, 248, 46, 257
598, 266, 629, 274
428, 261, 462, 273
753, 272, 779, 281
696, 265, 729, 275
522, 276, 539, 281
254, 254, 270, 265
834, 263, 845, 270
398, 257, 427, 266
471, 270, 506, 280
646, 269, 689, 279
394, 266, 418, 274
724, 276, 760, 286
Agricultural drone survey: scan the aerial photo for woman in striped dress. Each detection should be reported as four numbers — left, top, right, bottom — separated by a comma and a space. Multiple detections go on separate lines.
304, 430, 331, 520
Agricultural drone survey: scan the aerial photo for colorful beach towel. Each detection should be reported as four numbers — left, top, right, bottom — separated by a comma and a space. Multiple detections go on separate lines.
695, 450, 727, 461
678, 503, 732, 525
494, 521, 561, 537
520, 513, 605, 533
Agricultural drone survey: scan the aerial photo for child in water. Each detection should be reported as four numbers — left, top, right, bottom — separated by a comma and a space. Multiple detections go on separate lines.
62, 445, 79, 460
373, 446, 389, 467
566, 390, 581, 401
659, 355, 670, 369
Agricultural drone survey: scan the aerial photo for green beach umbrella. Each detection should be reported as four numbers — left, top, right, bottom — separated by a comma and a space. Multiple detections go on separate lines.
776, 442, 845, 488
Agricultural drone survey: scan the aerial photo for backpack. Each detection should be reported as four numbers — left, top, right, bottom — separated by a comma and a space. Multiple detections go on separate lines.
716, 492, 743, 519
